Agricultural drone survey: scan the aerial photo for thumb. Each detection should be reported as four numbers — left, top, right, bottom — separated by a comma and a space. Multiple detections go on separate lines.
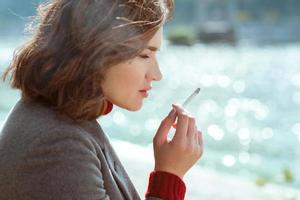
154, 108, 177, 146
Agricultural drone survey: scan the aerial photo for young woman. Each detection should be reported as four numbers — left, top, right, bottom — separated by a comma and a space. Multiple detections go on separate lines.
0, 0, 203, 199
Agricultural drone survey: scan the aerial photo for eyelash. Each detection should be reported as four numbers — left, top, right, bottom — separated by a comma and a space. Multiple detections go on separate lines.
139, 54, 150, 59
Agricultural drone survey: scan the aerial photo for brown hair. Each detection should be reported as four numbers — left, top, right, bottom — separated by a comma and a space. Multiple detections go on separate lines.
3, 0, 173, 121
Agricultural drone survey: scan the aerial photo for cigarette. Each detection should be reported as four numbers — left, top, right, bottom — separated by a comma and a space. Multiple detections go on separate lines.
182, 88, 201, 108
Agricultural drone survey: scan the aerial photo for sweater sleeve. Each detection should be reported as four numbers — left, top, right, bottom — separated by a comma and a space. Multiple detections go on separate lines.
22, 130, 110, 200
145, 171, 186, 200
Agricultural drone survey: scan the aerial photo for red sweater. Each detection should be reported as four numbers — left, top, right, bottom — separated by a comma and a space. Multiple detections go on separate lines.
104, 101, 186, 200
146, 171, 186, 200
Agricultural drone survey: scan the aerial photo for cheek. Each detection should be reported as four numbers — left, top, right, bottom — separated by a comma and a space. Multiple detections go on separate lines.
102, 62, 146, 97
122, 67, 145, 85
109, 71, 142, 95
122, 72, 143, 91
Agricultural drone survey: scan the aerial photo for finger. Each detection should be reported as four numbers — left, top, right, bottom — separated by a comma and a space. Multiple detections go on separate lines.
197, 130, 203, 147
194, 129, 198, 142
198, 131, 204, 156
172, 103, 194, 132
172, 110, 189, 142
187, 116, 196, 139
171, 104, 183, 128
172, 117, 178, 129
153, 108, 177, 146
172, 123, 177, 129
172, 103, 188, 113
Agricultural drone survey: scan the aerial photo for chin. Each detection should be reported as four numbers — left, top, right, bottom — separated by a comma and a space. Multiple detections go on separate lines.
115, 101, 143, 112
125, 101, 143, 112
127, 104, 142, 112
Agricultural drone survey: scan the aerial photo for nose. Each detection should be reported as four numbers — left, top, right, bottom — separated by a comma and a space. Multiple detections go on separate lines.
147, 60, 162, 81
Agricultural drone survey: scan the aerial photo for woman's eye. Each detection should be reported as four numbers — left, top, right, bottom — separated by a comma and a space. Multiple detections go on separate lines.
139, 54, 150, 59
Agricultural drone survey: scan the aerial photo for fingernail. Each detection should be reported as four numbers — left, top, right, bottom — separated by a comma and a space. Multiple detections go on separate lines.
172, 104, 179, 109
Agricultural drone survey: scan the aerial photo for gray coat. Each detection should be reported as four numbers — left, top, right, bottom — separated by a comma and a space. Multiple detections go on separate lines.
0, 99, 160, 200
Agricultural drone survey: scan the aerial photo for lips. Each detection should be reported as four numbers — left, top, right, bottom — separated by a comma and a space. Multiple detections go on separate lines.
139, 87, 152, 92
139, 87, 151, 98
139, 90, 149, 97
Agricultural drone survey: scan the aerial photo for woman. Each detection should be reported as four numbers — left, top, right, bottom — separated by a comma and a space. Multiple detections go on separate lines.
0, 0, 203, 199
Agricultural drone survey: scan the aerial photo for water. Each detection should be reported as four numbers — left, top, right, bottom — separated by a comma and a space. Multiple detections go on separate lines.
1, 39, 300, 189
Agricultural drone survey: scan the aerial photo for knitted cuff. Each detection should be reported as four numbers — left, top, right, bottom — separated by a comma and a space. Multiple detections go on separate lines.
145, 171, 186, 200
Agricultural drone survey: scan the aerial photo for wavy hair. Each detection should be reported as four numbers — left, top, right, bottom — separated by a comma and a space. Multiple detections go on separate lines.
3, 0, 173, 121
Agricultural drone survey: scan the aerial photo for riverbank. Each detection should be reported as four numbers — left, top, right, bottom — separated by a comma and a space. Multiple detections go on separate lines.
112, 140, 300, 200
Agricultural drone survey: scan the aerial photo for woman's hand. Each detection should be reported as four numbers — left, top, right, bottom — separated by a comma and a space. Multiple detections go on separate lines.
153, 104, 204, 179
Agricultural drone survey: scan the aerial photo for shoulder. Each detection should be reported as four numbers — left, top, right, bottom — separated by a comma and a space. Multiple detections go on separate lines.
0, 99, 103, 155
2, 99, 91, 136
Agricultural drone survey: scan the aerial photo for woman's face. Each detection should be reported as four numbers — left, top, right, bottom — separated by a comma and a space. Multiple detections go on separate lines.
101, 28, 163, 111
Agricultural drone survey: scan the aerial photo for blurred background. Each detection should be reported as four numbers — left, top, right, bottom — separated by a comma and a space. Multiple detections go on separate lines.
0, 0, 300, 199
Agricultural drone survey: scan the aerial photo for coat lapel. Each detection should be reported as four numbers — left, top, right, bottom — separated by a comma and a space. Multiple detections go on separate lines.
103, 143, 139, 200
80, 120, 141, 200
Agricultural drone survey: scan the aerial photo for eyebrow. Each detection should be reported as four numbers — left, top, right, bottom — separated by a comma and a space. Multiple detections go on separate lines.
146, 46, 160, 52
